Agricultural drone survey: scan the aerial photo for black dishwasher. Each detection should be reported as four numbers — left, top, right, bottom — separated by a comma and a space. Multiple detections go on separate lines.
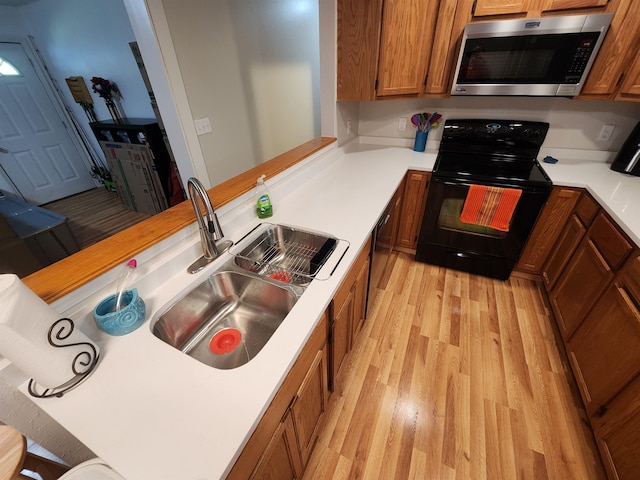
367, 194, 397, 315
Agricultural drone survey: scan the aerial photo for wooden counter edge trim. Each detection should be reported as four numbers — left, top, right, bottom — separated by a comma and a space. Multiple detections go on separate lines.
23, 137, 337, 303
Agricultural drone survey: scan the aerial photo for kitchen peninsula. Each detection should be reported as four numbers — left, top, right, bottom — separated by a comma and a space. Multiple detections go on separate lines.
14, 138, 640, 479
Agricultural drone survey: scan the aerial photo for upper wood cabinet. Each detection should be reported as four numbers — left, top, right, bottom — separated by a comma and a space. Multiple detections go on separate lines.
337, 0, 469, 100
471, 0, 531, 17
471, 0, 613, 18
578, 0, 640, 100
542, 0, 609, 12
376, 0, 438, 97
617, 43, 640, 100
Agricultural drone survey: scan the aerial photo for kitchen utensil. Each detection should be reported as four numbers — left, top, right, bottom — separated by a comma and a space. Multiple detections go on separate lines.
94, 288, 146, 336
114, 259, 137, 312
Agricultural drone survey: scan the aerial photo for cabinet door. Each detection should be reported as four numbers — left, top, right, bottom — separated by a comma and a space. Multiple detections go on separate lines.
377, 0, 438, 97
550, 238, 613, 339
589, 212, 633, 271
580, 0, 639, 98
291, 347, 328, 467
568, 278, 640, 416
337, 0, 384, 101
472, 0, 532, 17
424, 0, 464, 94
541, 0, 608, 11
251, 411, 302, 480
516, 187, 581, 275
542, 214, 586, 290
618, 48, 640, 99
331, 287, 354, 390
591, 373, 640, 480
574, 191, 599, 228
396, 171, 430, 251
352, 257, 370, 343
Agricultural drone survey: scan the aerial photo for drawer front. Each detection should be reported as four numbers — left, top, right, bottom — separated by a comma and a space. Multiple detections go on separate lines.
542, 214, 586, 290
620, 253, 640, 301
589, 213, 633, 270
333, 239, 370, 311
574, 192, 599, 227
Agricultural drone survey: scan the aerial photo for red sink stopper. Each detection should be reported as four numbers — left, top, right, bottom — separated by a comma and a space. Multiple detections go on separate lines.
269, 270, 291, 283
209, 328, 242, 355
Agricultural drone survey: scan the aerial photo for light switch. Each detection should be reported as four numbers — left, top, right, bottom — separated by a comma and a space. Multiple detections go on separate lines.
194, 117, 212, 136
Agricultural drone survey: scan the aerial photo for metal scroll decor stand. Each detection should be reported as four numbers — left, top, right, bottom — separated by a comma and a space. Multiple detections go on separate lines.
27, 318, 100, 399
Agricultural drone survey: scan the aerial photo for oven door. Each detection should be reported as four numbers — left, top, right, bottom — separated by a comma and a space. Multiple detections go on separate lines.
415, 176, 549, 279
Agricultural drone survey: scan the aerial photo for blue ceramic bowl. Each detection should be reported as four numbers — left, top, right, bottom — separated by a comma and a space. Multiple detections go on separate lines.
93, 288, 146, 336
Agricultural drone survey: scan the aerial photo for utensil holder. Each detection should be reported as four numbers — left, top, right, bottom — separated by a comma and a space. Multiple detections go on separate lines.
93, 288, 146, 336
413, 131, 428, 152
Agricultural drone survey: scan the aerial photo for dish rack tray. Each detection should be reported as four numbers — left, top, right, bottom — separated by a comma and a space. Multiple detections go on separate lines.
231, 223, 346, 285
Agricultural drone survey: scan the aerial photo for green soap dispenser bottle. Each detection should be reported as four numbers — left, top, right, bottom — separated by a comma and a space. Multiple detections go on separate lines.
256, 175, 273, 219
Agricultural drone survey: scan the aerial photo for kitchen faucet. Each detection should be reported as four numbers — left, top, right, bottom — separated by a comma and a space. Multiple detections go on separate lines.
187, 177, 232, 273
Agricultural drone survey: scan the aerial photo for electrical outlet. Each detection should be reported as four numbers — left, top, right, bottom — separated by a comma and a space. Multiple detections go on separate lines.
598, 124, 615, 141
194, 117, 212, 136
346, 120, 352, 135
399, 117, 407, 131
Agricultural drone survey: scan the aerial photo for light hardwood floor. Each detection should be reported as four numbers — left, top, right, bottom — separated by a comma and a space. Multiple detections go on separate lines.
43, 188, 150, 249
304, 252, 605, 480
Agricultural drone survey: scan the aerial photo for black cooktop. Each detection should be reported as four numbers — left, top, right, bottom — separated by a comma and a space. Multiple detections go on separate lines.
434, 119, 552, 188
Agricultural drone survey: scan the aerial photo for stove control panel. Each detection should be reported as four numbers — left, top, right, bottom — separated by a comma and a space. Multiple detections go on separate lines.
441, 119, 550, 149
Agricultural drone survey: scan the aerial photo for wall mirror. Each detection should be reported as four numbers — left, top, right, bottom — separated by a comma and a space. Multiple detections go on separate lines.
0, 0, 322, 281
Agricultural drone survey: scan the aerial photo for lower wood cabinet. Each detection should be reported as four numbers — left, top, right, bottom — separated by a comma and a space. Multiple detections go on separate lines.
251, 413, 301, 480
290, 349, 328, 466
591, 372, 640, 480
395, 171, 429, 253
227, 312, 329, 480
541, 191, 599, 290
330, 238, 371, 390
549, 211, 633, 340
567, 254, 640, 415
551, 237, 614, 339
567, 253, 640, 480
515, 186, 581, 275
351, 256, 370, 343
230, 237, 372, 478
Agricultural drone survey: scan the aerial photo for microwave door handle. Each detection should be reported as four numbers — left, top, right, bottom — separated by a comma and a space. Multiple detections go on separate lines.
624, 143, 640, 173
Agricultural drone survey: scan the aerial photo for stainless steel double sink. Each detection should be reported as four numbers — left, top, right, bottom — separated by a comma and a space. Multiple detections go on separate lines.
152, 224, 339, 369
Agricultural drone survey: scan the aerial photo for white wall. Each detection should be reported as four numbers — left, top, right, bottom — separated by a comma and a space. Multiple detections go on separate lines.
16, 0, 155, 160
161, 0, 321, 185
353, 96, 640, 156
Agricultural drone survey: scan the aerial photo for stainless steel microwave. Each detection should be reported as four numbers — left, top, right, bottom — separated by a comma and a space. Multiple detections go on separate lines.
451, 13, 612, 97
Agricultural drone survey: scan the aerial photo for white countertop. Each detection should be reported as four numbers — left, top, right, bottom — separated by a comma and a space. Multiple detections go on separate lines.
22, 140, 638, 480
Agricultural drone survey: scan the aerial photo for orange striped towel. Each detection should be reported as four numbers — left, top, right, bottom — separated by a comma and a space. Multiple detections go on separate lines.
459, 185, 522, 232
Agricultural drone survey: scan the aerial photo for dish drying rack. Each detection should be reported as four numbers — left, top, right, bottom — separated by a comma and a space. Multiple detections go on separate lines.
232, 224, 345, 286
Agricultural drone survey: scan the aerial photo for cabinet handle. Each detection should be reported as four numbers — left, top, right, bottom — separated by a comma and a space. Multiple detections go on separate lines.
595, 405, 608, 417
616, 284, 640, 322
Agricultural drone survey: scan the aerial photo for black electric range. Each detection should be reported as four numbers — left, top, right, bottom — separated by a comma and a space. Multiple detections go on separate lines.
415, 119, 553, 280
